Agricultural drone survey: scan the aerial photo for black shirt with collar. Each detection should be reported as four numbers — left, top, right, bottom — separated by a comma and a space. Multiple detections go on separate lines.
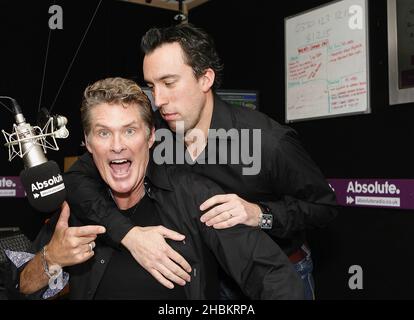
94, 194, 186, 300
155, 95, 338, 255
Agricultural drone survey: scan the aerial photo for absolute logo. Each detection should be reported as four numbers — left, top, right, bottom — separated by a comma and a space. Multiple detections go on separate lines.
0, 177, 16, 188
347, 181, 400, 195
0, 176, 25, 198
31, 174, 63, 192
326, 178, 414, 210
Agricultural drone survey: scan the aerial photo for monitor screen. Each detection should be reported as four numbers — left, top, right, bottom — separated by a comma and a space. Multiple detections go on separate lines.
141, 87, 259, 111
215, 89, 259, 110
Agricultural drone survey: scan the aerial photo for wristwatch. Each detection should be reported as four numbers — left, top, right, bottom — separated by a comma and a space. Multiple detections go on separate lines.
257, 203, 273, 229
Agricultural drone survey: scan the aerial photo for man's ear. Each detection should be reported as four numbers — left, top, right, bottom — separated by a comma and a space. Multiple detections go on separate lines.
148, 127, 155, 149
84, 133, 92, 153
200, 68, 215, 93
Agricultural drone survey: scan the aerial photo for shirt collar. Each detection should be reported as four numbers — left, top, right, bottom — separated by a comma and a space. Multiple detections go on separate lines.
154, 94, 234, 134
145, 157, 174, 192
150, 94, 235, 166
209, 94, 234, 131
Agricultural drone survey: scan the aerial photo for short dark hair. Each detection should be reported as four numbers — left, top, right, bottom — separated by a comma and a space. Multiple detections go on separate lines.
141, 23, 224, 89
81, 77, 154, 137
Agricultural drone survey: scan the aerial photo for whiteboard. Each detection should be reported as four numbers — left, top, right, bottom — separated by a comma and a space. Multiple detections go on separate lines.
285, 0, 370, 122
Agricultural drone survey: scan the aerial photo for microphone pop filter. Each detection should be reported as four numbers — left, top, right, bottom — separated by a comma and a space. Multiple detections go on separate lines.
20, 160, 66, 213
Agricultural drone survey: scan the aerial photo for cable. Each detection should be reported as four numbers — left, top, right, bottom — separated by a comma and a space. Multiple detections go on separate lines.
37, 1, 55, 113
0, 96, 16, 114
48, 0, 102, 113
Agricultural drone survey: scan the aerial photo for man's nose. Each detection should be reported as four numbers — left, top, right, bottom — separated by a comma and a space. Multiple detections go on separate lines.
111, 133, 126, 153
153, 87, 168, 108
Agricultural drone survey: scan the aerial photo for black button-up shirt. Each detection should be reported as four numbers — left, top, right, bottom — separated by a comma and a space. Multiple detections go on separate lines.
155, 95, 338, 255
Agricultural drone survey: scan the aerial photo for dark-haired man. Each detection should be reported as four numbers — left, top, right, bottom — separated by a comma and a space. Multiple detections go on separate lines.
65, 24, 338, 300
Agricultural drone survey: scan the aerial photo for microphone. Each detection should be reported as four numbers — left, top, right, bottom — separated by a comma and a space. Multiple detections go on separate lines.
2, 98, 68, 213
20, 160, 66, 213
37, 107, 69, 139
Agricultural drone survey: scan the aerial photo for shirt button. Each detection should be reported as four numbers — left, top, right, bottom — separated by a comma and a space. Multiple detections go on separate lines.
100, 259, 105, 264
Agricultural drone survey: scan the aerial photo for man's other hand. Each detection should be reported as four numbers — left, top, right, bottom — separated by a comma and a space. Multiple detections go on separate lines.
200, 194, 261, 229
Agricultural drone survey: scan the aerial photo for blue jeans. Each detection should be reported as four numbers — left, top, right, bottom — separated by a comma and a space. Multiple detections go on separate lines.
294, 245, 315, 300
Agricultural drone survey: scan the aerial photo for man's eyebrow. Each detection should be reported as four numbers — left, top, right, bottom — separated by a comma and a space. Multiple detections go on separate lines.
145, 74, 179, 83
93, 121, 139, 129
94, 123, 109, 129
121, 121, 140, 128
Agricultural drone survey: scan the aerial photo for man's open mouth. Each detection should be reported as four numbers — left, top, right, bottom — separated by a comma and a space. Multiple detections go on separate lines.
109, 159, 131, 175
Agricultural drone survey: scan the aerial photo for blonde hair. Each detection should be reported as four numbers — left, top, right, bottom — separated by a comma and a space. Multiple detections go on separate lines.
81, 77, 153, 137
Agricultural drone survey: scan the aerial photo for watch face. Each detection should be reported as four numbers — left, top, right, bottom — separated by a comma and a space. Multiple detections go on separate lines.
260, 213, 273, 229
